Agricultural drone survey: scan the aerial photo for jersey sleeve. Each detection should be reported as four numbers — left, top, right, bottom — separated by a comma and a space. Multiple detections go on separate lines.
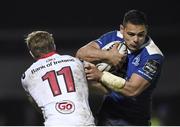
95, 31, 123, 48
135, 54, 164, 82
21, 71, 30, 94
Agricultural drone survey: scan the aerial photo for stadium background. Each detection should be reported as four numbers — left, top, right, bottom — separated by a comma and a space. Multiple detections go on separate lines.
0, 0, 179, 125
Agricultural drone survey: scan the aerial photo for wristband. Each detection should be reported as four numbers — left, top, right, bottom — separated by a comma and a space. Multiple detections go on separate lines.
100, 71, 126, 90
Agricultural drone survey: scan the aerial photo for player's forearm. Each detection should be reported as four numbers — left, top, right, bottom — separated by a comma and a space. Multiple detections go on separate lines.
100, 71, 126, 90
118, 81, 141, 97
76, 45, 111, 63
100, 76, 137, 97
100, 72, 148, 97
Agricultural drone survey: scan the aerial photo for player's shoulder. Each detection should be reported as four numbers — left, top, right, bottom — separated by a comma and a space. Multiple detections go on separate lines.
139, 37, 164, 64
101, 30, 123, 38
96, 30, 124, 48
21, 62, 34, 83
104, 30, 118, 35
21, 61, 36, 78
61, 54, 77, 60
60, 55, 82, 63
144, 37, 164, 57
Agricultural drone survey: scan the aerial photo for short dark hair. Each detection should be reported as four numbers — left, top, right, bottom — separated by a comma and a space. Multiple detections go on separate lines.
123, 10, 148, 28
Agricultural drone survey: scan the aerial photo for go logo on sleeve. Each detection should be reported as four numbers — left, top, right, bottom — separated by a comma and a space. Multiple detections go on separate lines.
55, 100, 75, 114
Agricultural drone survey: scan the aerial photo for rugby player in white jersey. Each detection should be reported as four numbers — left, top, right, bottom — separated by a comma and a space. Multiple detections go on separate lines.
21, 31, 95, 126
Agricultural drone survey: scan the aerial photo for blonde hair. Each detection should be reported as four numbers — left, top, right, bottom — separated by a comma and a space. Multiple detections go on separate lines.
25, 31, 56, 58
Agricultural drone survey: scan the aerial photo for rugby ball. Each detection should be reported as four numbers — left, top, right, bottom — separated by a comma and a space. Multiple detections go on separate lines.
96, 41, 127, 71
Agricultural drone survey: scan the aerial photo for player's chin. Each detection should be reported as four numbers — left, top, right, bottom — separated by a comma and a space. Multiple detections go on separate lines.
128, 46, 139, 52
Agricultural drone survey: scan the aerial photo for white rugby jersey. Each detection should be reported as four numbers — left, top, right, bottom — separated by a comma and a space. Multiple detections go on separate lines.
21, 52, 94, 126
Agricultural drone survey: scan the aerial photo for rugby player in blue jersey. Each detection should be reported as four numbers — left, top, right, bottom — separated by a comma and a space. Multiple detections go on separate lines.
76, 9, 164, 126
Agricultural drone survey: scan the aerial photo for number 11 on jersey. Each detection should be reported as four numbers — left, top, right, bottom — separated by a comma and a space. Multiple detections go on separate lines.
42, 66, 76, 96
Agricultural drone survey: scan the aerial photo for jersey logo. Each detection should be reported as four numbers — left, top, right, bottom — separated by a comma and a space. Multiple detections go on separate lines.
143, 59, 159, 75
132, 55, 140, 66
55, 100, 75, 114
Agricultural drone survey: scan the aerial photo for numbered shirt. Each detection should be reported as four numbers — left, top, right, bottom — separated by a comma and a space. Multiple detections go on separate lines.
21, 52, 94, 126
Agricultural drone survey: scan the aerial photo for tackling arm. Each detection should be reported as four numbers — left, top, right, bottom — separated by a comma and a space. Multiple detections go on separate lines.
85, 64, 150, 97
120, 74, 150, 96
76, 41, 126, 66
100, 71, 150, 97
76, 41, 110, 63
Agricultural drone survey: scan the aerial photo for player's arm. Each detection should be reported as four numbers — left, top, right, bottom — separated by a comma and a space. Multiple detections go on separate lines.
76, 41, 111, 63
27, 95, 42, 114
21, 73, 42, 114
120, 73, 150, 96
76, 41, 125, 66
85, 64, 150, 97
101, 71, 150, 97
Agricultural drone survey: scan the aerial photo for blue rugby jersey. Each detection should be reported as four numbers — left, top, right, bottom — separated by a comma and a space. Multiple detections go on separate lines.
95, 30, 164, 120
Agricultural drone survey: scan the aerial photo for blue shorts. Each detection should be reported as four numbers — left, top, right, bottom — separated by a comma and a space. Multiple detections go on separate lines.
97, 116, 151, 126
96, 96, 151, 126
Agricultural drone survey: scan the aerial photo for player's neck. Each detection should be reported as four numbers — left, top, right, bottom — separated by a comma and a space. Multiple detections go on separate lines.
37, 51, 57, 60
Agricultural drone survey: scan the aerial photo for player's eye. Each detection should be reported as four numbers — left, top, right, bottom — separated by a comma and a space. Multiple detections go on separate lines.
127, 32, 136, 37
137, 33, 145, 37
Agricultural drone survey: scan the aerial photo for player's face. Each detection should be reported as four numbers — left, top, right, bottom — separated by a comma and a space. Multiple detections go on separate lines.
120, 22, 147, 52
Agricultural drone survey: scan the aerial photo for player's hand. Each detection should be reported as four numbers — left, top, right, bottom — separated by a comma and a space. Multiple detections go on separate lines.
107, 44, 127, 66
84, 63, 103, 81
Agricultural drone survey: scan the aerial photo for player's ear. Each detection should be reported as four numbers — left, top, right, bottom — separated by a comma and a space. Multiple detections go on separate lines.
120, 24, 124, 34
29, 51, 35, 59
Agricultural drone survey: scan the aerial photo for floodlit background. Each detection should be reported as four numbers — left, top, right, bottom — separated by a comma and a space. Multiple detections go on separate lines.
0, 0, 179, 125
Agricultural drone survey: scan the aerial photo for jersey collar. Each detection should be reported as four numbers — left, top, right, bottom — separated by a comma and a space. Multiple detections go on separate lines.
139, 36, 150, 49
37, 51, 57, 60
